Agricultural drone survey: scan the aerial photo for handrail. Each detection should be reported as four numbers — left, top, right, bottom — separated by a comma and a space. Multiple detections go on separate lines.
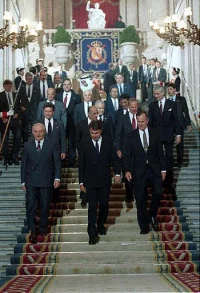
182, 71, 200, 130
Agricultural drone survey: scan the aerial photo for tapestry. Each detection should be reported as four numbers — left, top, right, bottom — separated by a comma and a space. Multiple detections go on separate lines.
72, 30, 119, 77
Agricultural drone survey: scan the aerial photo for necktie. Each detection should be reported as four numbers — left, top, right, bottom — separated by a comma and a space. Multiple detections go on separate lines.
48, 119, 52, 136
87, 102, 90, 113
159, 101, 162, 115
63, 93, 68, 107
43, 82, 46, 99
28, 86, 31, 101
119, 84, 122, 95
95, 140, 99, 154
114, 99, 117, 111
99, 115, 102, 121
7, 92, 12, 108
143, 130, 148, 153
36, 141, 41, 153
132, 116, 136, 130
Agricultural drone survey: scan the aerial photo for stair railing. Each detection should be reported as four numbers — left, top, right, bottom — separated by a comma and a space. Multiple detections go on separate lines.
182, 71, 200, 130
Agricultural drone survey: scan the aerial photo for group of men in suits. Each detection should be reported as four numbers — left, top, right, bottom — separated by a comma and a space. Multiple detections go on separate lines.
0, 61, 192, 245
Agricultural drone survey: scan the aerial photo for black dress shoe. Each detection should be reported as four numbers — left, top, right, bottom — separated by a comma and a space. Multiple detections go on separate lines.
89, 235, 100, 245
98, 226, 106, 235
81, 198, 87, 208
3, 160, 9, 166
140, 228, 150, 234
150, 217, 159, 231
30, 231, 37, 244
12, 159, 20, 165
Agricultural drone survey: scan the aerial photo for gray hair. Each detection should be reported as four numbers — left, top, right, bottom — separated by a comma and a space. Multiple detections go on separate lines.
153, 85, 165, 93
25, 72, 34, 79
95, 100, 104, 107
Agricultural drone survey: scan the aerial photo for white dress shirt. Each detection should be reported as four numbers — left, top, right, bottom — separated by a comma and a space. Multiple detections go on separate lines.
44, 117, 54, 133
158, 97, 166, 111
26, 84, 33, 99
84, 101, 92, 116
62, 91, 71, 108
139, 128, 149, 148
129, 112, 137, 128
92, 136, 102, 150
35, 138, 44, 149
40, 80, 48, 99
111, 98, 119, 111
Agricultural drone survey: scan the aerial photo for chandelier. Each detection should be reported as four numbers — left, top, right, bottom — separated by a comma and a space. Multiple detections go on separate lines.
149, 7, 200, 47
0, 11, 42, 50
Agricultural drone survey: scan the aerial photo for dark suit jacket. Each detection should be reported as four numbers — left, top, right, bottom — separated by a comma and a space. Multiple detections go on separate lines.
37, 100, 67, 129
56, 90, 81, 141
21, 138, 61, 187
154, 68, 167, 83
37, 118, 67, 154
174, 95, 191, 128
138, 65, 148, 83
110, 83, 133, 98
14, 76, 26, 90
103, 69, 116, 94
175, 76, 181, 92
123, 128, 165, 179
73, 103, 87, 125
18, 84, 40, 122
148, 99, 181, 142
36, 80, 54, 100
76, 117, 114, 150
115, 112, 134, 151
79, 136, 121, 189
0, 91, 20, 128
105, 97, 120, 125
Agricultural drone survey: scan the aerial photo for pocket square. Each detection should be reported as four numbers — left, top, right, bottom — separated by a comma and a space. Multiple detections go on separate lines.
168, 108, 172, 111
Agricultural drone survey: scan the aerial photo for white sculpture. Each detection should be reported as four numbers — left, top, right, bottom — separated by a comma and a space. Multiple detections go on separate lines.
86, 1, 106, 29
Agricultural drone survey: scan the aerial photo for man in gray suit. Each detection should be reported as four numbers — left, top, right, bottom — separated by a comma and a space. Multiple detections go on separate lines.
21, 123, 61, 243
37, 88, 67, 130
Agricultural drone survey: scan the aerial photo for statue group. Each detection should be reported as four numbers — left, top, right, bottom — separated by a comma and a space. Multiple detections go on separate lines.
86, 1, 106, 29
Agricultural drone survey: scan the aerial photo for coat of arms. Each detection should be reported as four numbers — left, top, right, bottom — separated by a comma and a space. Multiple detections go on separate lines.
87, 41, 107, 67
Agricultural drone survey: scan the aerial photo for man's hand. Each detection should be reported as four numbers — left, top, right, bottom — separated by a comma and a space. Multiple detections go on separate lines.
117, 150, 122, 158
61, 153, 66, 160
187, 125, 192, 132
175, 136, 181, 145
125, 172, 132, 182
114, 175, 121, 184
2, 118, 8, 123
13, 114, 18, 119
161, 172, 166, 181
22, 185, 26, 191
54, 180, 60, 189
80, 184, 86, 193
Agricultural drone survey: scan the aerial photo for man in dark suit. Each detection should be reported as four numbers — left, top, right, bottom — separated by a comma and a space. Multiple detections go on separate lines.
79, 120, 121, 245
153, 61, 167, 86
18, 72, 41, 144
36, 70, 54, 100
37, 88, 67, 130
138, 56, 149, 103
21, 123, 61, 243
148, 85, 181, 193
147, 58, 156, 105
14, 67, 26, 90
103, 63, 116, 97
56, 78, 81, 167
53, 73, 63, 95
127, 64, 138, 99
114, 60, 129, 82
124, 110, 166, 234
111, 73, 133, 98
115, 94, 129, 126
38, 102, 67, 160
74, 89, 93, 125
114, 15, 125, 28
105, 86, 120, 125
0, 79, 21, 165
115, 99, 139, 202
55, 68, 67, 83
167, 83, 192, 167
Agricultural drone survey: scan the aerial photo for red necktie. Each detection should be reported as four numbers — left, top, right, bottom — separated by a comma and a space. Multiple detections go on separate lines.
159, 101, 162, 115
132, 116, 136, 130
63, 94, 68, 107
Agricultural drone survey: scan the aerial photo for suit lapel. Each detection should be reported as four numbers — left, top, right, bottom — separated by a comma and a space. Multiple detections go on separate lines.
163, 99, 170, 113
125, 112, 132, 131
